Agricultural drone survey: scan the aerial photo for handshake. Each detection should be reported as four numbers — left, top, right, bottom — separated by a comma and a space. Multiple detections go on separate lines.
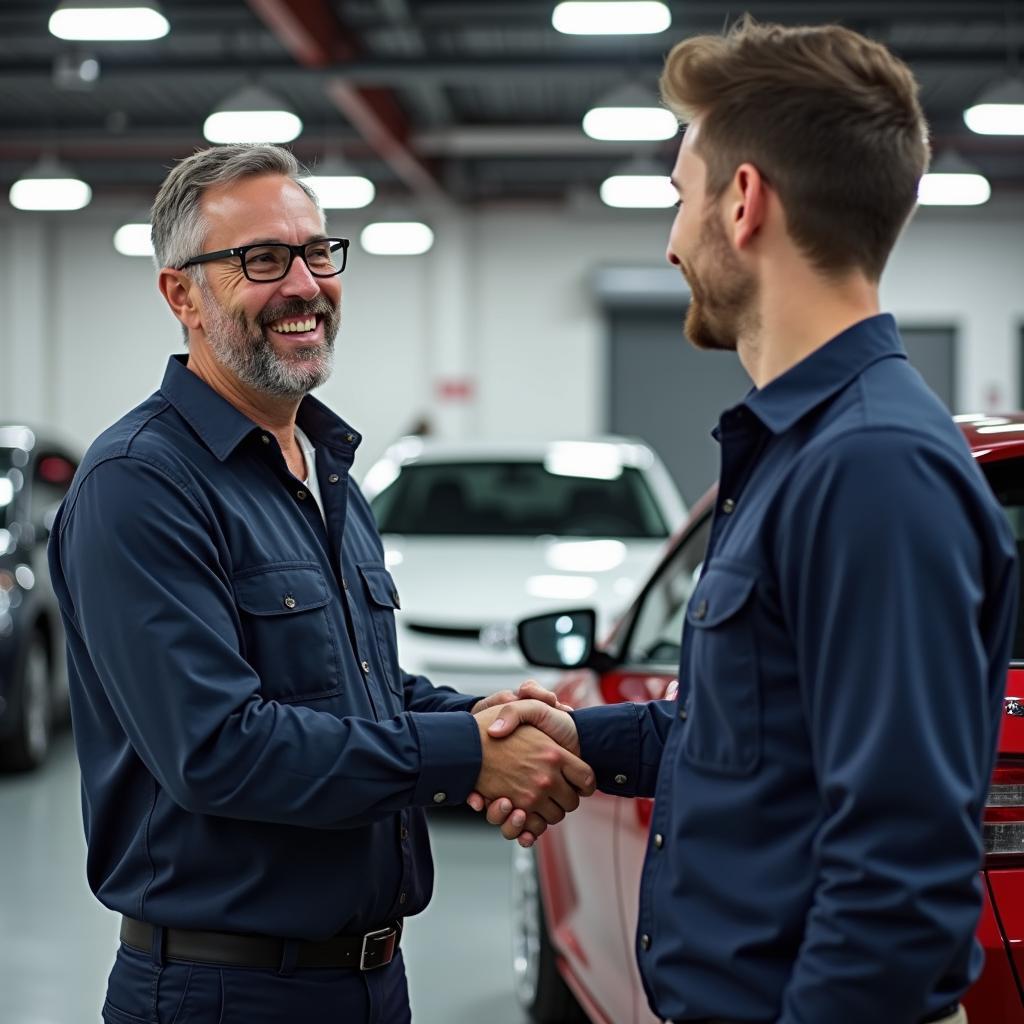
468, 682, 595, 847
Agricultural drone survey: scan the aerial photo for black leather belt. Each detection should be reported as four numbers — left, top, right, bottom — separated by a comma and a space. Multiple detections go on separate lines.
120, 915, 402, 971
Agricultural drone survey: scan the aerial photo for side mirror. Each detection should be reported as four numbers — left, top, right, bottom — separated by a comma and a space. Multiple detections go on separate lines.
517, 609, 611, 671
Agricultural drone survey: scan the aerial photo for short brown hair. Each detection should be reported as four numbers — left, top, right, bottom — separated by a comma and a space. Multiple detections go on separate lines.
660, 17, 929, 281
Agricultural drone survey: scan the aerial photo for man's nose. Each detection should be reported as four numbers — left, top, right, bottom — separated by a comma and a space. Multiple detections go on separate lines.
279, 255, 321, 300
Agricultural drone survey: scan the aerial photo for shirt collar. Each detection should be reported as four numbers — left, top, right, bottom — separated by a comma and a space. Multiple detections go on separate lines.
742, 313, 906, 436
159, 355, 362, 461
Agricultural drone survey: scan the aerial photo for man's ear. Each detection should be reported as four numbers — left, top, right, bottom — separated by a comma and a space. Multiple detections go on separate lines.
158, 268, 203, 332
729, 162, 767, 251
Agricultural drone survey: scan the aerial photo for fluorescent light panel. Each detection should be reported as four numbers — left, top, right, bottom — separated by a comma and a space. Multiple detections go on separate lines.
600, 174, 676, 209
49, 5, 169, 41
917, 172, 991, 206
552, 1, 670, 35
582, 107, 677, 141
113, 223, 154, 257
964, 104, 1024, 135
203, 110, 302, 144
360, 222, 434, 256
302, 175, 375, 209
9, 177, 91, 211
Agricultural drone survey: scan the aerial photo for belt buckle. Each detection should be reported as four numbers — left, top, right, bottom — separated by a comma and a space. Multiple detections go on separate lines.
359, 926, 396, 971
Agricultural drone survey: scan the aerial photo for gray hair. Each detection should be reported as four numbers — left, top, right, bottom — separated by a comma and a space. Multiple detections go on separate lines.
150, 144, 322, 275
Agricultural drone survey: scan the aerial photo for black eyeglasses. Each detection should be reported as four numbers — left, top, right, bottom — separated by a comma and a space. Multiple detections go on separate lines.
177, 237, 349, 282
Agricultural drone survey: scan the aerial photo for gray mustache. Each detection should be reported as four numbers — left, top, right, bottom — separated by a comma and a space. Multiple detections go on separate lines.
258, 298, 336, 326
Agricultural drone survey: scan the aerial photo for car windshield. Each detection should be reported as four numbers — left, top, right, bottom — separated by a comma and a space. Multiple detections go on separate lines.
981, 457, 1024, 662
370, 461, 669, 538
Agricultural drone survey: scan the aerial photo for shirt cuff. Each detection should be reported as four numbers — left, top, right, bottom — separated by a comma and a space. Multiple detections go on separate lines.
573, 704, 643, 797
408, 710, 482, 807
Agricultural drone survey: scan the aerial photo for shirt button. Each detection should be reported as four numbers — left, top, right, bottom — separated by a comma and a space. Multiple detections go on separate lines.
296, 489, 307, 500
693, 600, 708, 620
328, 473, 340, 484
640, 934, 651, 951
654, 833, 664, 849
260, 434, 271, 445
433, 792, 447, 804
679, 705, 688, 721
344, 433, 356, 443
400, 826, 409, 840
721, 497, 736, 514
283, 595, 296, 609
360, 660, 370, 673
614, 773, 628, 785
342, 577, 349, 590
399, 891, 408, 905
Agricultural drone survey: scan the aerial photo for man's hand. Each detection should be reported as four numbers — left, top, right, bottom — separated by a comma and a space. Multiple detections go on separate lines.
467, 681, 573, 828
471, 700, 592, 845
470, 679, 572, 716
473, 701, 593, 838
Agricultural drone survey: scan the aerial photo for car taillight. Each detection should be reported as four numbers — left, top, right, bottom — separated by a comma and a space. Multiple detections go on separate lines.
985, 763, 1024, 865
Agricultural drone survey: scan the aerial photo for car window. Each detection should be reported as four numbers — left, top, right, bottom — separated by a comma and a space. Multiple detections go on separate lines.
370, 461, 669, 538
979, 457, 1024, 662
621, 511, 712, 667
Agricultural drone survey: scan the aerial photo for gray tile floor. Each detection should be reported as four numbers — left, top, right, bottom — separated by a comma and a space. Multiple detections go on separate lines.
0, 732, 528, 1024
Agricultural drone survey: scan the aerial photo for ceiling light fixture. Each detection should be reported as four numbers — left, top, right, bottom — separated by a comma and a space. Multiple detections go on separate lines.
964, 77, 1024, 135
9, 156, 92, 211
917, 152, 991, 207
360, 221, 434, 256
301, 154, 375, 210
599, 158, 676, 209
203, 84, 302, 144
113, 223, 154, 257
552, 1, 670, 35
582, 82, 677, 141
49, 1, 169, 41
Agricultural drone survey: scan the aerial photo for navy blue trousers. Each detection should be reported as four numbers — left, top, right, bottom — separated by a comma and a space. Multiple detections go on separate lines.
101, 941, 412, 1024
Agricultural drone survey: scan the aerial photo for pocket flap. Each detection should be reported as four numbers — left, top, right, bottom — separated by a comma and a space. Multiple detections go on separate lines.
358, 563, 401, 610
233, 565, 330, 616
686, 567, 756, 628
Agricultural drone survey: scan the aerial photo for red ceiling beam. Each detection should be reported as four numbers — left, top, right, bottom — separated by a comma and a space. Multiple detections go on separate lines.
244, 0, 447, 202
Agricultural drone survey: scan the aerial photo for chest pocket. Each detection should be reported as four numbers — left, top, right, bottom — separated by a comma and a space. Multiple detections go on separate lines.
681, 564, 761, 776
358, 563, 404, 697
233, 564, 340, 703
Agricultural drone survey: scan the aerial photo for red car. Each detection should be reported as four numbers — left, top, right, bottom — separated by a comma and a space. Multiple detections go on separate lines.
511, 413, 1024, 1024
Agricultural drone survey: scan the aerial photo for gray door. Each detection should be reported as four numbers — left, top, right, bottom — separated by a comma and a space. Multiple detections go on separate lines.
607, 310, 956, 503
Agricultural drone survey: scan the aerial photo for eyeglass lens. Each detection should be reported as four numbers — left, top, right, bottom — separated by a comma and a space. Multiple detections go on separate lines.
244, 241, 344, 280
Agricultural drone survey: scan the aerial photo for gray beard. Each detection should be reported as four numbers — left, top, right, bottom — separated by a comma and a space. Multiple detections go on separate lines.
201, 287, 339, 398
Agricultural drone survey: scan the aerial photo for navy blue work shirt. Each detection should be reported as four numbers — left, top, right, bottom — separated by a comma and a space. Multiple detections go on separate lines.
575, 315, 1018, 1023
48, 356, 483, 939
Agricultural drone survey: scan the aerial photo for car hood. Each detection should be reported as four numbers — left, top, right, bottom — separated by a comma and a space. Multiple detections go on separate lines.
381, 534, 665, 629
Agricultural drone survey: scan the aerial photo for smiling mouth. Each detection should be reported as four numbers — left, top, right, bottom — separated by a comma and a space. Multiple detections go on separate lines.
267, 314, 321, 335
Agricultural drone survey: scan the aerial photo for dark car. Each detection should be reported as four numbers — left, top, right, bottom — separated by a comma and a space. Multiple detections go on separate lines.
513, 413, 1024, 1024
0, 425, 79, 771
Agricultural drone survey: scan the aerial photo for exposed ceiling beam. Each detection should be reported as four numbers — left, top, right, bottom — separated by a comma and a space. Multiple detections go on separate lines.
244, 0, 448, 203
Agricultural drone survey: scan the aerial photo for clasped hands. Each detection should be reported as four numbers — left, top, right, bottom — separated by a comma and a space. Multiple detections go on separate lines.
469, 682, 595, 847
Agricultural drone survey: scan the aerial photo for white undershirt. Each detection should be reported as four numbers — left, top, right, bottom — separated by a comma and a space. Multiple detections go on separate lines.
294, 425, 326, 524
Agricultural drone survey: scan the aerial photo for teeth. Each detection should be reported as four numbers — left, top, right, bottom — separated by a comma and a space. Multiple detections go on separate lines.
270, 317, 316, 333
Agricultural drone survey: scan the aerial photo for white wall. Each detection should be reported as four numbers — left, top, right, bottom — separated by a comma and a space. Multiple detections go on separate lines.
1, 196, 1022, 474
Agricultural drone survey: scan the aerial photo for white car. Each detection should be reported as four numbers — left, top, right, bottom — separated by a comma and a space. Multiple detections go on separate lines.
361, 437, 686, 694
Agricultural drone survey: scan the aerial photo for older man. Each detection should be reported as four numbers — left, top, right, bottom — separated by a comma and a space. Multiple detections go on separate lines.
48, 144, 592, 1023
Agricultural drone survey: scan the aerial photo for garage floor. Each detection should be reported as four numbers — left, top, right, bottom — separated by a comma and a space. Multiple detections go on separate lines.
0, 733, 529, 1024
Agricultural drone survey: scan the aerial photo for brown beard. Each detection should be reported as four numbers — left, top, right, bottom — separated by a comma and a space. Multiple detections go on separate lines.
681, 206, 757, 352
